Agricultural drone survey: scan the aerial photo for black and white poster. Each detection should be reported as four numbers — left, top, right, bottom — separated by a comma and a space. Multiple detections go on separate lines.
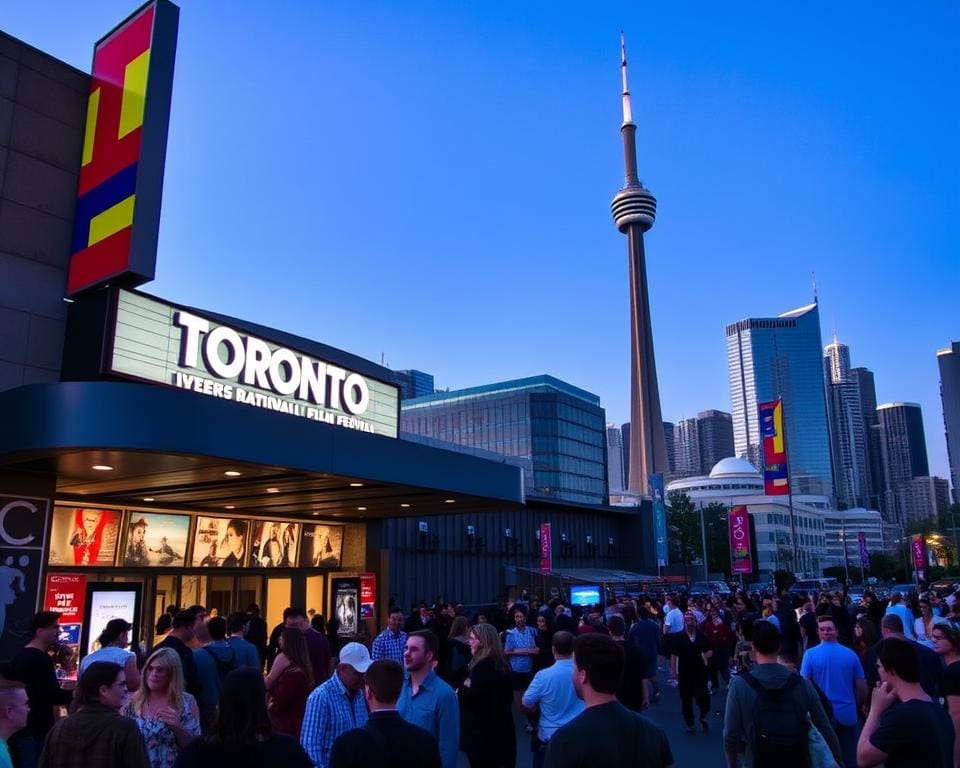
0, 495, 51, 661
331, 577, 359, 638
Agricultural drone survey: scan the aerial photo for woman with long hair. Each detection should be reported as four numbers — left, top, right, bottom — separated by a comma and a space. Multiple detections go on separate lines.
533, 613, 555, 672
172, 668, 311, 768
458, 623, 515, 768
40, 662, 150, 768
444, 616, 472, 688
263, 627, 314, 738
931, 623, 960, 768
122, 647, 200, 768
852, 616, 878, 665
915, 596, 947, 648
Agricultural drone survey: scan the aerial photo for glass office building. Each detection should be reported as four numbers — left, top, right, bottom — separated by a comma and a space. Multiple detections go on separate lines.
726, 302, 835, 499
401, 375, 608, 504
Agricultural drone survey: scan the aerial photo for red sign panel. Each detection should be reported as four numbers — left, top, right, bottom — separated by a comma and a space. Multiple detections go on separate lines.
359, 573, 376, 619
67, 0, 179, 295
539, 523, 552, 574
728, 506, 753, 575
44, 573, 87, 622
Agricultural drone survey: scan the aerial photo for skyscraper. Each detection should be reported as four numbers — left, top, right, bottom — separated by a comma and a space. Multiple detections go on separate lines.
877, 402, 930, 524
824, 337, 869, 508
726, 301, 834, 498
606, 424, 625, 493
662, 420, 676, 475
938, 341, 960, 502
394, 369, 435, 401
612, 36, 668, 493
673, 418, 701, 477
851, 367, 884, 511
697, 410, 735, 471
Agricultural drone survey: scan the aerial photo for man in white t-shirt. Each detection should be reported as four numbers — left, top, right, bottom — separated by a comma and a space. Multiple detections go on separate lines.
662, 597, 685, 685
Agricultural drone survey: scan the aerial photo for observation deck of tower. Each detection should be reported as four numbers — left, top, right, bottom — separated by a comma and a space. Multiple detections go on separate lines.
612, 35, 669, 494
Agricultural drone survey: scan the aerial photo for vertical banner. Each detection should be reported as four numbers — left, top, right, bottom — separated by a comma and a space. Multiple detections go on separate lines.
758, 399, 790, 495
728, 506, 753, 575
0, 495, 51, 663
649, 474, 668, 566
911, 534, 926, 582
857, 532, 870, 570
539, 523, 552, 574
67, 0, 179, 295
359, 573, 376, 619
331, 577, 359, 638
43, 574, 87, 682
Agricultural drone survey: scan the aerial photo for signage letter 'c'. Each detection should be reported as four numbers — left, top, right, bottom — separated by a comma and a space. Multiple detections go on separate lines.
0, 500, 37, 546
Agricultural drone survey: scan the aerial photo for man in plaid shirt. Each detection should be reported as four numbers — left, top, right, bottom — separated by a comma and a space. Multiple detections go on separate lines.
301, 643, 372, 768
371, 609, 407, 664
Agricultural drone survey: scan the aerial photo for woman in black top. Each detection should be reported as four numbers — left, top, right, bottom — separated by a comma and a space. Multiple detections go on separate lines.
932, 622, 960, 767
173, 667, 311, 768
458, 623, 515, 768
674, 611, 712, 733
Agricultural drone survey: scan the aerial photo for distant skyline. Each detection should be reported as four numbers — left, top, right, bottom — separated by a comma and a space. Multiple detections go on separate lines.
2, 2, 957, 484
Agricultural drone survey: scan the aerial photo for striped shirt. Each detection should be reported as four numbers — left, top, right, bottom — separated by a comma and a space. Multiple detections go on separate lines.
301, 670, 368, 768
371, 629, 407, 664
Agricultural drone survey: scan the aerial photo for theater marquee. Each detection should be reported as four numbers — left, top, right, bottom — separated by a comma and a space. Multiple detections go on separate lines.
107, 290, 400, 437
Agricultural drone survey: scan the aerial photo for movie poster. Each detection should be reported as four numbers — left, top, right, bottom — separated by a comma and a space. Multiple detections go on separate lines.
332, 577, 359, 638
190, 517, 250, 567
44, 573, 86, 681
84, 584, 139, 656
47, 507, 121, 567
250, 520, 300, 568
122, 512, 190, 567
299, 524, 344, 568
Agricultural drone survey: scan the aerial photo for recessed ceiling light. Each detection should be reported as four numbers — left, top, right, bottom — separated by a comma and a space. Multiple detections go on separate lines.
349, 482, 364, 488
143, 497, 155, 502
357, 506, 367, 511
224, 470, 241, 477
92, 464, 114, 471
312, 512, 320, 516
400, 503, 411, 508
266, 487, 279, 493
225, 505, 235, 509
444, 499, 456, 503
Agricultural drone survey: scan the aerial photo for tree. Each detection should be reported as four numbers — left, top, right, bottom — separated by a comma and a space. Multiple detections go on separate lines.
701, 502, 731, 577
666, 491, 701, 578
868, 552, 904, 582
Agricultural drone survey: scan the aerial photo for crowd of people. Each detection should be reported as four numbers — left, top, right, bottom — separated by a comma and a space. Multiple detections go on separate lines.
0, 581, 957, 768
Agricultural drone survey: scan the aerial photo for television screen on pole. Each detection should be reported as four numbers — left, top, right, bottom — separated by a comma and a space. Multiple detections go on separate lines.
570, 585, 601, 607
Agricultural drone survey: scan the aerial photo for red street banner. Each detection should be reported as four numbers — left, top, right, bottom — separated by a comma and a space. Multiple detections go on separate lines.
911, 534, 926, 581
539, 523, 552, 574
758, 399, 790, 495
359, 573, 376, 619
728, 506, 753, 574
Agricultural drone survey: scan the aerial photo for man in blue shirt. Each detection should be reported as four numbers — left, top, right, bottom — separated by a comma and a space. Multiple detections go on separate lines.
397, 630, 459, 768
371, 609, 407, 665
226, 611, 261, 669
301, 642, 371, 768
884, 592, 916, 640
800, 614, 867, 768
522, 631, 585, 768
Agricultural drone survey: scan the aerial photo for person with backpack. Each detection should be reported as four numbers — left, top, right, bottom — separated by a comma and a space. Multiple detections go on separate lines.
192, 616, 237, 734
724, 619, 841, 768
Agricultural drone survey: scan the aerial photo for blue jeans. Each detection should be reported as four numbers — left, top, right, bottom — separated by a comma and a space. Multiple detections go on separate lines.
835, 722, 859, 768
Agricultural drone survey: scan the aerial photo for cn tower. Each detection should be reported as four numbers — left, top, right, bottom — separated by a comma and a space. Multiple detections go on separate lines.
611, 35, 669, 493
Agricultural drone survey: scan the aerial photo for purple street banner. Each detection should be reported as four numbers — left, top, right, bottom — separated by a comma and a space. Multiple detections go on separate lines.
911, 534, 926, 581
539, 523, 552, 574
728, 505, 753, 574
857, 531, 869, 570
758, 399, 790, 495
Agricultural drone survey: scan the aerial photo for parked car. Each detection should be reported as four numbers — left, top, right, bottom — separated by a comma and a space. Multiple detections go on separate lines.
929, 577, 960, 597
688, 581, 732, 598
889, 583, 919, 596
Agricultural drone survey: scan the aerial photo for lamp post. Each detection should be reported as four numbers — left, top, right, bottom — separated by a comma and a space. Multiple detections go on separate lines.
839, 521, 850, 588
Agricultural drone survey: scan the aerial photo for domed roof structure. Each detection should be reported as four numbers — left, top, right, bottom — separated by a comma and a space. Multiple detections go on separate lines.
709, 457, 761, 479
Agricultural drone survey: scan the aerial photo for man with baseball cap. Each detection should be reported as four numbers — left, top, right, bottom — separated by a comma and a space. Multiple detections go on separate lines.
301, 642, 372, 768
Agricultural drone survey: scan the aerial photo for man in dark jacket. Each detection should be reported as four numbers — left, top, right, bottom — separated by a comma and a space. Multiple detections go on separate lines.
154, 608, 202, 697
329, 660, 440, 768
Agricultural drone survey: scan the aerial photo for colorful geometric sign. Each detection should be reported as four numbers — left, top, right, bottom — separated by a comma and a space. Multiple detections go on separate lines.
67, 0, 179, 295
758, 399, 790, 496
728, 506, 753, 575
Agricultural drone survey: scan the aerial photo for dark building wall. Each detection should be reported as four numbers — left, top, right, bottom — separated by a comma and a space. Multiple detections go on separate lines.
0, 33, 87, 392
370, 502, 647, 609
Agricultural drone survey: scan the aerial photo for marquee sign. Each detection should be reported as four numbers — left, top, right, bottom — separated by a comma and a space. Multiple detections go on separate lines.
107, 290, 400, 437
67, 0, 179, 296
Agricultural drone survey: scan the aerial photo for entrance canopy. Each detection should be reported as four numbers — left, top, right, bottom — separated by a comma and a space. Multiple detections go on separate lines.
0, 382, 524, 520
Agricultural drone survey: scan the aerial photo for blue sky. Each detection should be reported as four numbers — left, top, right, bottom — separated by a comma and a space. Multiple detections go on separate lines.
4, 2, 958, 482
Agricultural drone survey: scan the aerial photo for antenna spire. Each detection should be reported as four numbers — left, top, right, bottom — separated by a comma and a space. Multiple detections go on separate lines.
812, 271, 818, 303
620, 31, 634, 127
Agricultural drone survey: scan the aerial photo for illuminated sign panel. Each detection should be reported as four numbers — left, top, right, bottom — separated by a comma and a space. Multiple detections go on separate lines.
108, 290, 400, 437
67, 0, 179, 296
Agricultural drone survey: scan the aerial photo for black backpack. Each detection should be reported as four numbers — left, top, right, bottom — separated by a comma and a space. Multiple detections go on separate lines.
741, 671, 809, 768
203, 645, 237, 685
